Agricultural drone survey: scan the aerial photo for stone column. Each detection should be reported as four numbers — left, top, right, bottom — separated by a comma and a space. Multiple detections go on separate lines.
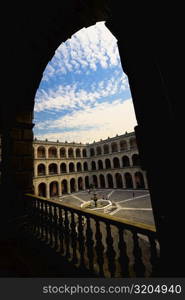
105, 176, 109, 188
46, 164, 49, 175
45, 147, 49, 159
57, 147, 60, 159
67, 181, 71, 194
34, 164, 37, 177
112, 175, 116, 188
34, 146, 37, 159
122, 173, 126, 188
75, 181, 79, 192
132, 174, 137, 189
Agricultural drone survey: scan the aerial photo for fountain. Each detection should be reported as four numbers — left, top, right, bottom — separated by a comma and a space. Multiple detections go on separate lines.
81, 190, 112, 213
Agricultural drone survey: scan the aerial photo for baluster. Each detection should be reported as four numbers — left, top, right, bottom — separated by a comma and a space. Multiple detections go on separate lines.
53, 205, 59, 250
78, 215, 85, 269
44, 202, 49, 244
95, 219, 104, 277
64, 209, 70, 259
86, 216, 94, 273
118, 228, 130, 277
106, 223, 116, 277
37, 200, 41, 238
33, 199, 37, 234
70, 211, 78, 264
148, 234, 159, 276
49, 203, 54, 247
132, 231, 145, 277
59, 207, 64, 254
40, 201, 44, 239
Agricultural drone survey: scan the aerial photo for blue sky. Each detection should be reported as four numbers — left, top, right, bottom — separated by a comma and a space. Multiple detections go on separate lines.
33, 22, 137, 143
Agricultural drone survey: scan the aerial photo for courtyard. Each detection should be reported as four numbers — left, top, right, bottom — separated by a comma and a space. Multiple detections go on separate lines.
52, 189, 155, 227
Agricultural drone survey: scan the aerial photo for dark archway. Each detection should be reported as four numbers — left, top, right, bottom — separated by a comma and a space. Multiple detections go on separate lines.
107, 174, 113, 188
99, 174, 105, 188
83, 161, 88, 171
96, 146, 102, 155
111, 142, 118, 153
105, 158, 111, 169
50, 181, 58, 197
37, 146, 46, 158
37, 164, 46, 176
98, 160, 103, 170
115, 173, 123, 188
60, 162, 67, 173
48, 147, 57, 158
120, 140, 127, 151
70, 178, 76, 193
69, 162, 75, 172
85, 176, 89, 189
130, 138, 137, 150
78, 177, 83, 190
76, 148, 81, 157
77, 162, 82, 172
91, 161, 96, 171
38, 183, 46, 197
125, 173, 133, 189
113, 157, 120, 168
135, 172, 145, 189
90, 148, 95, 157
60, 147, 66, 158
49, 163, 58, 175
61, 179, 68, 194
83, 149, 87, 157
92, 175, 98, 188
103, 144, 109, 154
68, 148, 74, 158
122, 156, 130, 167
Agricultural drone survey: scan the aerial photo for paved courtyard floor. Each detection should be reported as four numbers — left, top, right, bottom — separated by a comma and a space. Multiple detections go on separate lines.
52, 189, 155, 227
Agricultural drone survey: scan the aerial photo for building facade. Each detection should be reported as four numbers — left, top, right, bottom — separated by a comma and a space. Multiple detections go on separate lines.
33, 132, 148, 198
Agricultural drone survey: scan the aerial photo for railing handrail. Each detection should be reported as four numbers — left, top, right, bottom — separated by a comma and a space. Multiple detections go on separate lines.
25, 193, 156, 234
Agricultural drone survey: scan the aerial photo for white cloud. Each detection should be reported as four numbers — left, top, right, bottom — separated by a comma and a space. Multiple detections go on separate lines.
42, 22, 119, 81
35, 98, 137, 143
35, 74, 129, 113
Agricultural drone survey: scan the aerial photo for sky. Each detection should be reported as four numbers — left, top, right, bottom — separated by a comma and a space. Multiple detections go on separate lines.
33, 21, 137, 144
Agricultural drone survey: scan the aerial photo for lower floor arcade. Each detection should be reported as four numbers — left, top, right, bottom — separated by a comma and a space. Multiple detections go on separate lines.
33, 170, 148, 198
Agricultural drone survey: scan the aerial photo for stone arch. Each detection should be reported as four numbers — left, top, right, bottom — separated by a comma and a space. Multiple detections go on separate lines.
48, 146, 57, 158
49, 163, 58, 175
83, 161, 88, 171
130, 138, 137, 150
105, 158, 111, 169
99, 174, 105, 188
120, 140, 127, 151
115, 173, 123, 188
103, 144, 109, 154
78, 177, 83, 190
50, 181, 59, 197
92, 175, 98, 188
111, 142, 118, 153
113, 157, 120, 168
37, 163, 46, 176
69, 162, 75, 172
132, 154, 140, 166
37, 146, 46, 158
91, 161, 96, 171
61, 179, 68, 194
82, 149, 87, 157
76, 148, 81, 157
77, 162, 82, 172
125, 173, 133, 189
90, 148, 95, 157
60, 162, 67, 173
122, 155, 130, 167
70, 178, 76, 193
85, 176, 89, 189
98, 160, 103, 170
135, 172, 145, 189
38, 182, 46, 197
107, 173, 113, 188
96, 146, 102, 155
68, 148, 74, 158
60, 147, 66, 158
